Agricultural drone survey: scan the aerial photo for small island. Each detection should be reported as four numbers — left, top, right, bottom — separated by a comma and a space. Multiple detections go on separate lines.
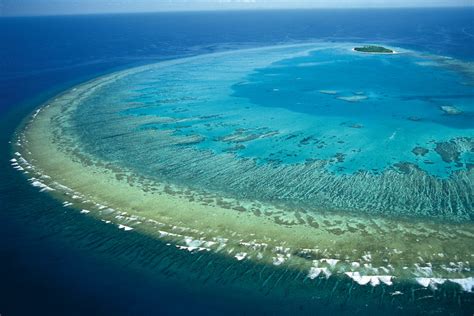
353, 45, 394, 54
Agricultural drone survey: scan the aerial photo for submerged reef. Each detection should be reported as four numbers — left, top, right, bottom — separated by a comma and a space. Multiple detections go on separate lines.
411, 146, 429, 156
440, 105, 463, 115
434, 137, 474, 165
12, 44, 474, 307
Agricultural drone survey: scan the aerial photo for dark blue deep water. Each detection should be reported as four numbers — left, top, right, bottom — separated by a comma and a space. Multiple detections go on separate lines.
1, 9, 473, 315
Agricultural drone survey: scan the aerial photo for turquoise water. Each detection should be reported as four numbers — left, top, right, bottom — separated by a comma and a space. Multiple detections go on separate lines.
111, 45, 474, 177
71, 44, 473, 221
232, 48, 474, 176
3, 10, 474, 315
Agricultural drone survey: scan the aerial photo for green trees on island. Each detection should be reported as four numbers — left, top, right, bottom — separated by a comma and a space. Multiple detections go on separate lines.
354, 45, 394, 53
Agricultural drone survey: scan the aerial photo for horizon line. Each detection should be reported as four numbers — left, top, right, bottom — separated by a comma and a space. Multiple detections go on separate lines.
2, 5, 474, 18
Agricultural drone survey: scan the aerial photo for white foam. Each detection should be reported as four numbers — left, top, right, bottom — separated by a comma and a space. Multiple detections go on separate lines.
80, 209, 90, 214
118, 224, 133, 231
31, 180, 45, 188
370, 276, 380, 286
321, 258, 339, 268
40, 185, 54, 192
308, 267, 321, 279
158, 230, 180, 238
177, 245, 198, 252
184, 237, 203, 248
346, 272, 393, 286
204, 241, 216, 247
234, 252, 247, 261
308, 267, 331, 279
449, 277, 474, 292
177, 237, 209, 252
272, 254, 286, 266
346, 272, 371, 285
274, 246, 290, 253
362, 252, 372, 262
416, 278, 432, 288
32, 108, 41, 118
378, 275, 393, 286
415, 277, 445, 290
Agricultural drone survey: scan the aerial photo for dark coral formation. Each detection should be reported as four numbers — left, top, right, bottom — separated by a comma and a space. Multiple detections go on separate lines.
412, 146, 429, 156
393, 162, 421, 174
434, 137, 474, 164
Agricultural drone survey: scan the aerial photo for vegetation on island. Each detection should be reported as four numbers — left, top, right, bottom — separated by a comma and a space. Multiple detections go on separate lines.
354, 45, 394, 53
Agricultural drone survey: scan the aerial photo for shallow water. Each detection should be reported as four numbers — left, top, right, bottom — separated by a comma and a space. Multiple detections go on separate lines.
67, 44, 474, 221
2, 9, 474, 315
12, 43, 474, 316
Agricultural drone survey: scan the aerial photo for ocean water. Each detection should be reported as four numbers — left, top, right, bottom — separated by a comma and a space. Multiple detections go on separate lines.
1, 9, 474, 315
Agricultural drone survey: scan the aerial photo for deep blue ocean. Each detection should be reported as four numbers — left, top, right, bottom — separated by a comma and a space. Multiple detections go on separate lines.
1, 9, 473, 315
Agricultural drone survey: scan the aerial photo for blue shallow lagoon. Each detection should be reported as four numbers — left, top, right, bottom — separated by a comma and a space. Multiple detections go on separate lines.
1, 9, 474, 316
62, 43, 472, 221
231, 47, 474, 176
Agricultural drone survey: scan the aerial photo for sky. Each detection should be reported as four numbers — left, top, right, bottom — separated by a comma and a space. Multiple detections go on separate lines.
1, 0, 473, 16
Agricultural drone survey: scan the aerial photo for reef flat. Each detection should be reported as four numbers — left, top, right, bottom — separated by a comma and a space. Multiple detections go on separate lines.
13, 44, 474, 301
